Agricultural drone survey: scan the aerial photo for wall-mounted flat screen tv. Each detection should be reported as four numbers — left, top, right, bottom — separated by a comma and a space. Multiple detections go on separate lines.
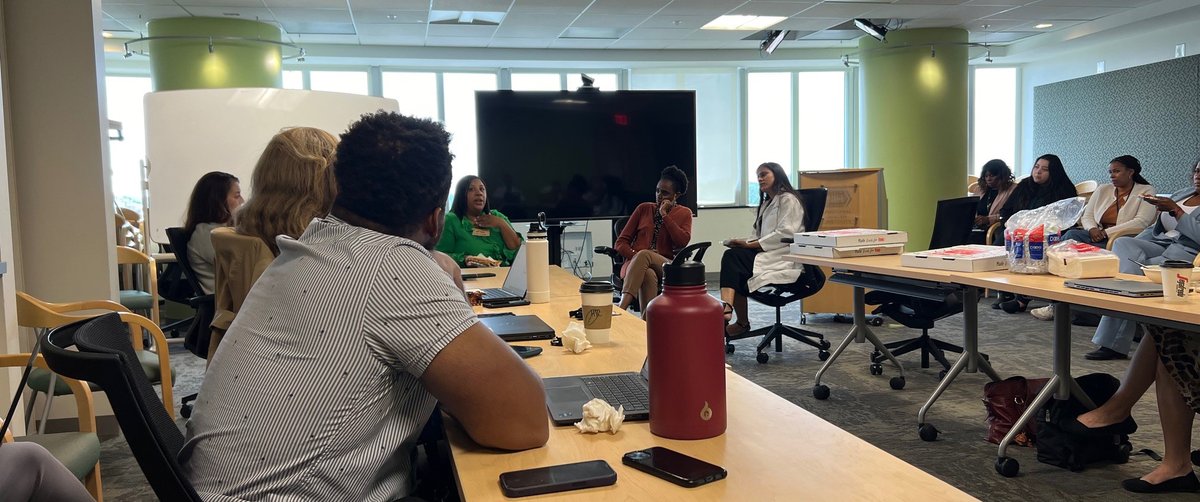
475, 90, 697, 221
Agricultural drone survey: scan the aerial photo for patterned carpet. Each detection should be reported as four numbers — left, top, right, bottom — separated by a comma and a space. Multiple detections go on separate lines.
92, 292, 1196, 501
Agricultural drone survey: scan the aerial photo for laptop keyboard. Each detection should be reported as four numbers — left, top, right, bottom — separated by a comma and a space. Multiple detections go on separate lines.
581, 374, 649, 411
481, 287, 516, 299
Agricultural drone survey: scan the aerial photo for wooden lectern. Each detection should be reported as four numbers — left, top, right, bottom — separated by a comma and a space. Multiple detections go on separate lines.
797, 168, 887, 315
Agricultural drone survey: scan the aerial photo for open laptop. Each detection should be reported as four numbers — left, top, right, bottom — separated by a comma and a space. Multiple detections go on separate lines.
479, 314, 556, 342
0, 345, 41, 443
479, 243, 527, 302
1064, 278, 1163, 298
543, 358, 650, 426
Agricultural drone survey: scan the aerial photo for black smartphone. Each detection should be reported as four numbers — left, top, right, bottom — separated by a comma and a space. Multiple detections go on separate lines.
483, 299, 531, 309
622, 447, 727, 488
511, 345, 542, 359
499, 460, 616, 498
462, 272, 497, 280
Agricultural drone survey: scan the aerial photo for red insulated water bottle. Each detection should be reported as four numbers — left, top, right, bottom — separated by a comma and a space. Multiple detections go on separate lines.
645, 242, 726, 440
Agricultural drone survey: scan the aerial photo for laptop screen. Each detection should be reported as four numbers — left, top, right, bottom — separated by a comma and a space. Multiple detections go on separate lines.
502, 243, 529, 294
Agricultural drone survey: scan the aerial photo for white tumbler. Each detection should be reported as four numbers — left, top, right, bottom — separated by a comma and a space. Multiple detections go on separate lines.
526, 224, 550, 304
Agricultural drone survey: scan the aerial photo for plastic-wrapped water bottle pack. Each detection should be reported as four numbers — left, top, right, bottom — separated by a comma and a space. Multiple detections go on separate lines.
1004, 197, 1086, 274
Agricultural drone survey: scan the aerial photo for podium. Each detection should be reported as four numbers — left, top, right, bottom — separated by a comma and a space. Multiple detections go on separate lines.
797, 168, 887, 315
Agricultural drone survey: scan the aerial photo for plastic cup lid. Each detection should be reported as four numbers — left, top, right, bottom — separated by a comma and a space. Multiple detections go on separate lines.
1162, 260, 1193, 269
580, 281, 614, 293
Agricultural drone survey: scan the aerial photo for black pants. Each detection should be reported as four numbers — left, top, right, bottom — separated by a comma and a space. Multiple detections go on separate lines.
720, 247, 759, 295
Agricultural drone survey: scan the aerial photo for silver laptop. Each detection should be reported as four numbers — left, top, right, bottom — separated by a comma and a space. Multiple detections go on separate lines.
1064, 278, 1163, 298
543, 358, 650, 426
479, 243, 528, 302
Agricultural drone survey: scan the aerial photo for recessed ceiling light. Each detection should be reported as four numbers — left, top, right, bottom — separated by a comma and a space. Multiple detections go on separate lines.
102, 31, 113, 38
702, 15, 786, 31
386, 14, 398, 21
1035, 23, 1053, 29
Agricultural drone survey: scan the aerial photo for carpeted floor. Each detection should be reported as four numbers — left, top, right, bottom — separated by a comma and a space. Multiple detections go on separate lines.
92, 291, 1195, 501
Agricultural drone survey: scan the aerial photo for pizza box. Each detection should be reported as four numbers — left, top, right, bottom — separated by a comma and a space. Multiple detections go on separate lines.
901, 245, 1009, 272
789, 242, 906, 258
793, 228, 908, 248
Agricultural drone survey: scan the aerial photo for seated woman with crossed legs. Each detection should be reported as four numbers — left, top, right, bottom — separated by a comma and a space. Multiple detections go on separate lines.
613, 166, 693, 312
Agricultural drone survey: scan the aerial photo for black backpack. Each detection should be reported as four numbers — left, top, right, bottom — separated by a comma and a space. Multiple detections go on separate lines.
1035, 373, 1134, 471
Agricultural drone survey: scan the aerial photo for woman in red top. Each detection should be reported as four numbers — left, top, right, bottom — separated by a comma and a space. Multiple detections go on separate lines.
614, 166, 693, 311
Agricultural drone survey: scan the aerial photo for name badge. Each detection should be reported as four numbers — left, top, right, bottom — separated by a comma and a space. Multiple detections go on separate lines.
472, 228, 491, 237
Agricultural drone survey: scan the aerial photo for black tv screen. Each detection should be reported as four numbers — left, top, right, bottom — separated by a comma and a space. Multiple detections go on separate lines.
475, 90, 697, 221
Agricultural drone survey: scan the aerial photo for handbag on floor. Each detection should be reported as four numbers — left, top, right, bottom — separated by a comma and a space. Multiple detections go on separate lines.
983, 376, 1048, 446
1035, 373, 1134, 471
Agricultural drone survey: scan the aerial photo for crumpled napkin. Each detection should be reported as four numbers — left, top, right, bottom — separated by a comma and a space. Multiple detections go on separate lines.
561, 321, 591, 354
574, 398, 625, 434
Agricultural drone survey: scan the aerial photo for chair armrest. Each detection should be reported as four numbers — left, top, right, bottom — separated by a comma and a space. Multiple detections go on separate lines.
1104, 227, 1140, 250
189, 294, 215, 309
118, 312, 175, 419
594, 246, 619, 258
0, 354, 96, 434
48, 299, 131, 315
985, 221, 1002, 245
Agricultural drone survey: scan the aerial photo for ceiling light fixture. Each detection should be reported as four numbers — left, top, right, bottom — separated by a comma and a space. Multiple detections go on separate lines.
1035, 23, 1053, 29
702, 15, 786, 31
853, 18, 888, 42
122, 35, 305, 61
102, 31, 114, 38
760, 29, 788, 55
985, 49, 993, 63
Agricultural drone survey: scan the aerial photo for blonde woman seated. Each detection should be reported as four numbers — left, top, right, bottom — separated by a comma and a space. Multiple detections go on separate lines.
719, 162, 805, 335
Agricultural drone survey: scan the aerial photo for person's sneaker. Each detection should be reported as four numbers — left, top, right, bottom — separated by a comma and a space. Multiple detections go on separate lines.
1030, 306, 1054, 321
1084, 347, 1128, 360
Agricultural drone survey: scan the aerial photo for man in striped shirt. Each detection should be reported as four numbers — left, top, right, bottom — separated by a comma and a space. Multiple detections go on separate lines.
179, 112, 549, 501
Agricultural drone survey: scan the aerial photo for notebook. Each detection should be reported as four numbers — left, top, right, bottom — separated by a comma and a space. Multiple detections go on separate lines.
543, 358, 650, 426
479, 314, 556, 342
479, 243, 527, 302
1064, 278, 1164, 298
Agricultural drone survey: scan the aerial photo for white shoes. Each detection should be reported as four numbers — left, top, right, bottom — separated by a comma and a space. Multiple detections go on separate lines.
1029, 305, 1054, 321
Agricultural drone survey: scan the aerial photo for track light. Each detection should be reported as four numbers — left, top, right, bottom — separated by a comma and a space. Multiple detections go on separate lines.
841, 54, 850, 67
930, 46, 936, 58
760, 29, 788, 55
853, 18, 888, 42
207, 37, 215, 54
985, 49, 993, 63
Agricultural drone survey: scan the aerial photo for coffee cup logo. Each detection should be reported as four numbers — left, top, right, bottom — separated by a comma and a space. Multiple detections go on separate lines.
585, 308, 601, 326
1177, 274, 1188, 297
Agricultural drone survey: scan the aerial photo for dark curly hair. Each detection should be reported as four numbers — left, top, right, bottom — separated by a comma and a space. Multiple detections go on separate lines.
333, 112, 454, 234
660, 165, 689, 195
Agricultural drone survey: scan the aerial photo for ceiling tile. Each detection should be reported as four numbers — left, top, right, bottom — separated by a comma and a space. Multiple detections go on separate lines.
773, 17, 843, 31
1033, 0, 1156, 7
348, 0, 432, 9
796, 2, 889, 18
728, 1, 816, 17
665, 39, 732, 49
609, 39, 673, 49
657, 0, 748, 16
962, 0, 1032, 5
427, 24, 498, 37
968, 31, 1036, 43
430, 0, 513, 11
1007, 19, 1084, 31
509, 0, 593, 13
621, 28, 695, 40
493, 24, 567, 38
101, 18, 136, 31
686, 29, 754, 40
571, 13, 651, 29
352, 9, 428, 24
500, 12, 578, 27
359, 35, 427, 45
355, 24, 427, 37
891, 0, 970, 5
862, 4, 958, 18
994, 4, 1128, 21
102, 5, 189, 19
585, 0, 672, 15
176, 0, 265, 6
425, 36, 494, 46
928, 5, 1018, 21
183, 7, 277, 22
549, 38, 617, 48
800, 29, 862, 40
900, 17, 967, 28
641, 14, 723, 29
271, 8, 352, 23
280, 21, 357, 34
263, 0, 346, 8
487, 37, 553, 48
288, 33, 361, 43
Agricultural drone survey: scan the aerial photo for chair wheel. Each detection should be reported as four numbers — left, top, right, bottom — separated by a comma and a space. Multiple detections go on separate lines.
869, 363, 883, 375
1115, 442, 1132, 464
870, 351, 883, 363
818, 350, 830, 361
813, 384, 830, 400
725, 343, 735, 354
889, 376, 905, 390
995, 457, 1019, 477
918, 423, 939, 442
756, 352, 769, 364
820, 339, 831, 350
869, 317, 884, 326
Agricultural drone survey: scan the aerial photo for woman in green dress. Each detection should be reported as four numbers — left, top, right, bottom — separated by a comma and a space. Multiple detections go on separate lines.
437, 175, 523, 267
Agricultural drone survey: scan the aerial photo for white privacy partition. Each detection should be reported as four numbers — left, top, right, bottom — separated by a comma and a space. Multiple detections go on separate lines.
144, 88, 399, 244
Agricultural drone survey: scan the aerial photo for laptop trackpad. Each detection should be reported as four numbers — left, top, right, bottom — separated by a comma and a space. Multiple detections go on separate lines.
548, 386, 591, 403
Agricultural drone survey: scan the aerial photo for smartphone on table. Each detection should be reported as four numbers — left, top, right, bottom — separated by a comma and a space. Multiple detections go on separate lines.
622, 447, 727, 488
499, 459, 617, 498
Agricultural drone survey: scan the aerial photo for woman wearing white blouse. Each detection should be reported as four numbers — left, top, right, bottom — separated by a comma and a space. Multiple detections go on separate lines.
719, 162, 806, 335
1062, 155, 1157, 248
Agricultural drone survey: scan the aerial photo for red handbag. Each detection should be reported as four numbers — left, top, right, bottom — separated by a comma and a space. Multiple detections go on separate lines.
983, 376, 1048, 446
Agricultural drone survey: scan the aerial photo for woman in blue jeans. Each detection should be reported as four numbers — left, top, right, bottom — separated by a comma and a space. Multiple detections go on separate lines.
1087, 161, 1200, 360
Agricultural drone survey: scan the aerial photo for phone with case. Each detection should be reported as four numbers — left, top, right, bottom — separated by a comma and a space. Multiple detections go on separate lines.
498, 460, 616, 497
622, 447, 727, 488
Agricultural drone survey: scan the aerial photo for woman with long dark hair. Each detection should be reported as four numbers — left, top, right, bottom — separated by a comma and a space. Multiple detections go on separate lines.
436, 175, 522, 267
719, 162, 806, 335
183, 171, 243, 294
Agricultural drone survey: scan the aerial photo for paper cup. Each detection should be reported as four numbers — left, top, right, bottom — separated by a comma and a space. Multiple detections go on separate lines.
1160, 260, 1193, 303
579, 281, 614, 343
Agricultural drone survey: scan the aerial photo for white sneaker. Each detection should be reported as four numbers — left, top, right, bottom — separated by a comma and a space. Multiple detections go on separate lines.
1029, 306, 1054, 321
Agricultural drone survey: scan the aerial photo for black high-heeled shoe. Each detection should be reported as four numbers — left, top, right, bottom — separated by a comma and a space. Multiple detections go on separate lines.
1122, 472, 1200, 493
1000, 298, 1028, 314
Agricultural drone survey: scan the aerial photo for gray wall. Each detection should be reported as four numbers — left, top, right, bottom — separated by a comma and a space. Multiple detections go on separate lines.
1033, 54, 1200, 192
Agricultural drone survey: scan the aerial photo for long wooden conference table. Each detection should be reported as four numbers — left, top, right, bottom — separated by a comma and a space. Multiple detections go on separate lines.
445, 266, 976, 500
783, 253, 1200, 477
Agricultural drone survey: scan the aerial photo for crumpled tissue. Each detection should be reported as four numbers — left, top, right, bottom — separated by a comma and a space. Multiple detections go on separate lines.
574, 398, 625, 434
561, 321, 591, 354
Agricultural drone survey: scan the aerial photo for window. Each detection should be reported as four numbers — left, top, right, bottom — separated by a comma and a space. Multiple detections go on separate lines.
442, 73, 498, 184
510, 71, 620, 91
381, 72, 438, 120
567, 72, 618, 91
631, 69, 738, 206
746, 70, 849, 204
105, 75, 153, 214
308, 70, 368, 95
282, 70, 304, 90
971, 67, 1018, 175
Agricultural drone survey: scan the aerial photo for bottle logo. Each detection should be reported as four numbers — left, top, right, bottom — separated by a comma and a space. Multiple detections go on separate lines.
700, 401, 712, 421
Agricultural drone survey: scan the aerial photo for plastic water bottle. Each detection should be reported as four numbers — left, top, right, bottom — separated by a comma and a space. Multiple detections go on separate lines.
645, 242, 726, 440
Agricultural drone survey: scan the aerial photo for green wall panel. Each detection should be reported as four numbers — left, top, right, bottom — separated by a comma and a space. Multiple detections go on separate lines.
148, 17, 282, 91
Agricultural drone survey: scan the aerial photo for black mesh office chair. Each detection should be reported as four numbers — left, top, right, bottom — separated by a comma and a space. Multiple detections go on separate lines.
593, 216, 631, 296
864, 196, 982, 378
725, 188, 832, 364
163, 227, 216, 359
41, 313, 202, 501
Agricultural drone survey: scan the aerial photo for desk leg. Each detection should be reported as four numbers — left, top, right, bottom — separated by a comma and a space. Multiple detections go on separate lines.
916, 287, 1002, 441
813, 286, 906, 400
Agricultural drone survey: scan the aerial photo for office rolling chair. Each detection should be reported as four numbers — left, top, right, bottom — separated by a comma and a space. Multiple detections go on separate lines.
864, 196, 982, 378
163, 227, 216, 358
594, 216, 631, 299
725, 188, 832, 364
41, 313, 202, 502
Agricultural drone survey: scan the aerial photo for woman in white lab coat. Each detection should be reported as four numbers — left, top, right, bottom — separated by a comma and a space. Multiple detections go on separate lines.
720, 162, 806, 336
